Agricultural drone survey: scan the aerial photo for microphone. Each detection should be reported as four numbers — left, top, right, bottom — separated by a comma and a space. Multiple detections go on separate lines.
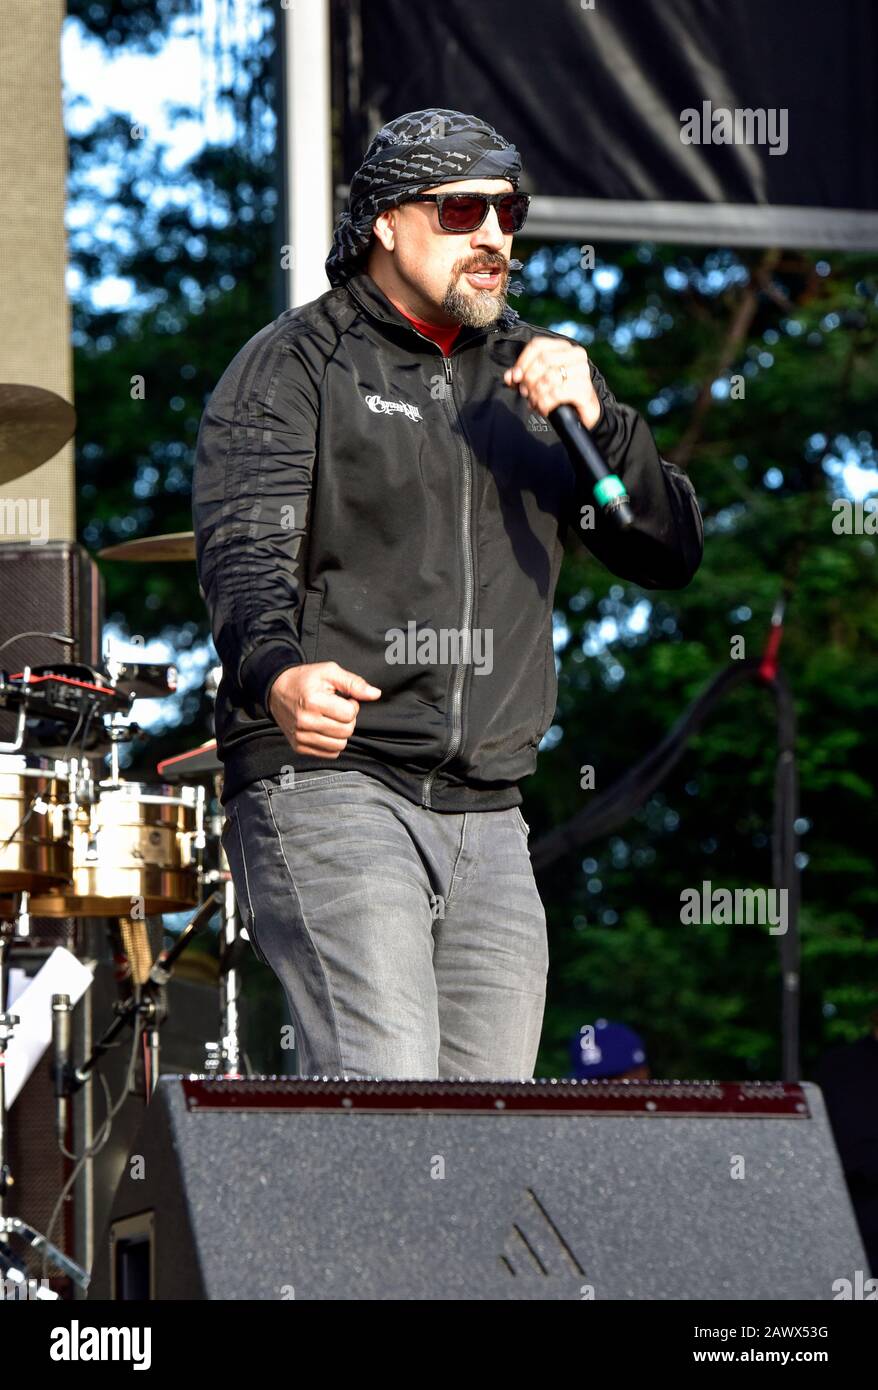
548, 403, 634, 530
51, 993, 72, 1145
489, 337, 634, 529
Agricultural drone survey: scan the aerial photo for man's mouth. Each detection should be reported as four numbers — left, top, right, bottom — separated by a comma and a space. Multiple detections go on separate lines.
464, 265, 503, 289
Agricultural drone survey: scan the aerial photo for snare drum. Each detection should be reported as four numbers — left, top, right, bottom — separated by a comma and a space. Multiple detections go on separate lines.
28, 779, 204, 917
0, 753, 71, 894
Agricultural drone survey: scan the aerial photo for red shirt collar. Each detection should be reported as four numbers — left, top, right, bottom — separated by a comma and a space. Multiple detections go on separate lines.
394, 304, 461, 357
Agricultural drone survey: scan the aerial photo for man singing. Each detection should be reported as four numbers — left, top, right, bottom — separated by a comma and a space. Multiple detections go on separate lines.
192, 108, 703, 1080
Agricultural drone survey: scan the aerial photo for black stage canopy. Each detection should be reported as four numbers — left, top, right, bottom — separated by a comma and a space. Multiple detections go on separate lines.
332, 0, 878, 249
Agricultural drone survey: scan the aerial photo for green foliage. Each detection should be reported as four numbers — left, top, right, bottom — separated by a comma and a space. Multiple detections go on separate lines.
516, 239, 878, 1079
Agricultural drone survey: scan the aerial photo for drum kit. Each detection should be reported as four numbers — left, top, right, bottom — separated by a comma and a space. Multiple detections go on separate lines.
0, 385, 244, 1295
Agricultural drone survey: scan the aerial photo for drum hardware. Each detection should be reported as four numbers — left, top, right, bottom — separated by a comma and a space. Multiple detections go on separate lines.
23, 708, 205, 919
0, 663, 132, 903
0, 663, 133, 762
26, 773, 205, 919
102, 659, 178, 702
214, 860, 243, 1079
116, 919, 155, 989
0, 1219, 76, 1298
104, 708, 134, 787
157, 747, 241, 1078
0, 664, 30, 755
0, 619, 251, 1288
0, 752, 72, 899
1, 650, 233, 1067
55, 891, 223, 1106
0, 608, 239, 1283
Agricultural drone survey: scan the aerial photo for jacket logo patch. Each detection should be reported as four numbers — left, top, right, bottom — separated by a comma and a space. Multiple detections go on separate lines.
364, 393, 423, 422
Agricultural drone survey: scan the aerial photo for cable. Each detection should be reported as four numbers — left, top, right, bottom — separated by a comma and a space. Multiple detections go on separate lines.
39, 1011, 144, 1283
0, 632, 75, 654
530, 658, 761, 869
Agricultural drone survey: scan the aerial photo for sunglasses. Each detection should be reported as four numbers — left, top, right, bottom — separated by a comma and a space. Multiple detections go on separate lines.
402, 191, 530, 234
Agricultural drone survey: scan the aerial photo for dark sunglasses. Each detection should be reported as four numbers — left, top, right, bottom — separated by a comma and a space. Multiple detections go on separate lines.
402, 191, 530, 234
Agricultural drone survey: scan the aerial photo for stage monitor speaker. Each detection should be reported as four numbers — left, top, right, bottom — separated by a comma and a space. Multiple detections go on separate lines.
87, 1077, 868, 1301
0, 539, 103, 742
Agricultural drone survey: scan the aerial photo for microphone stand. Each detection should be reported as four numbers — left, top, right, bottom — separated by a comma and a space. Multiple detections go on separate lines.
55, 890, 223, 1107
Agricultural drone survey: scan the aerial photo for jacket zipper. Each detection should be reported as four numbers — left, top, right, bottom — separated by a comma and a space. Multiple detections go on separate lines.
346, 296, 500, 808
397, 327, 476, 809
421, 352, 474, 809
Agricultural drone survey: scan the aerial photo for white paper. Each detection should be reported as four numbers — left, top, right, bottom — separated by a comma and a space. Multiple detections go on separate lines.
4, 948, 94, 1107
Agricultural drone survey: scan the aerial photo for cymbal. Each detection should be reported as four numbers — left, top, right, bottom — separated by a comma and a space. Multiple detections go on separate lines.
98, 531, 196, 563
0, 384, 76, 485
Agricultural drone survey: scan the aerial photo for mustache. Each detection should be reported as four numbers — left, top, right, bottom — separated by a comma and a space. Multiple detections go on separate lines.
460, 258, 507, 274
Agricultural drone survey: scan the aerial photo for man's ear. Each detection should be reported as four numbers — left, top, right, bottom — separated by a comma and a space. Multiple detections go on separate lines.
372, 209, 395, 252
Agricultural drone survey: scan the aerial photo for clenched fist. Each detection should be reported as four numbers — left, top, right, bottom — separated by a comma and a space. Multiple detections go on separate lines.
268, 661, 382, 759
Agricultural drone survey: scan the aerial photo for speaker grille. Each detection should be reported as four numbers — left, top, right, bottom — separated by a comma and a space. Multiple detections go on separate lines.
0, 541, 103, 743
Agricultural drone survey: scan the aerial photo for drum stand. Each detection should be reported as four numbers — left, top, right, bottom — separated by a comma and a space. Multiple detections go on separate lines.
203, 769, 242, 1078
64, 891, 223, 1106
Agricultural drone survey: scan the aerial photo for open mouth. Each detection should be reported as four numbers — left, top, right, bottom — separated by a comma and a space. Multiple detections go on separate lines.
464, 266, 503, 289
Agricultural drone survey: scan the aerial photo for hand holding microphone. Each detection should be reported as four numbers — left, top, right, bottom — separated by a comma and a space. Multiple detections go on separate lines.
503, 337, 633, 529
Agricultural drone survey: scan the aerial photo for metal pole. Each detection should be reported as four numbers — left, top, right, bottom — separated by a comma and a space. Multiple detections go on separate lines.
283, 0, 333, 309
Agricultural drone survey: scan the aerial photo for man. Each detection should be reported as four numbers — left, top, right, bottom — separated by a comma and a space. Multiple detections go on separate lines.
193, 108, 703, 1081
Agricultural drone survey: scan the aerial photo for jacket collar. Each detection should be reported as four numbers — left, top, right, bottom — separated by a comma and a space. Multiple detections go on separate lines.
343, 270, 521, 344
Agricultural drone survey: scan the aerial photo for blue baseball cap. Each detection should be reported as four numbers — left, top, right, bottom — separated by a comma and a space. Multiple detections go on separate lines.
569, 1019, 648, 1078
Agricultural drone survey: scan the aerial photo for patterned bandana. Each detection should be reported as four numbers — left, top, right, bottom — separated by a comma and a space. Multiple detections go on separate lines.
325, 108, 523, 288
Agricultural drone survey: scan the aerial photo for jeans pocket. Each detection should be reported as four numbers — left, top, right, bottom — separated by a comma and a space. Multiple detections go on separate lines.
515, 807, 530, 838
266, 770, 367, 795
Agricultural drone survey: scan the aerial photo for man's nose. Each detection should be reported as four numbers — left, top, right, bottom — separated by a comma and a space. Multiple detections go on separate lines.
471, 206, 507, 251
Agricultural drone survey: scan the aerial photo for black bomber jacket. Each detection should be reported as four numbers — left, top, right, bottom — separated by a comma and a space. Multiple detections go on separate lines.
192, 270, 704, 810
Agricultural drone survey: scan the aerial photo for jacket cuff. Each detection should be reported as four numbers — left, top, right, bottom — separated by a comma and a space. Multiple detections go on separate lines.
588, 396, 617, 456
240, 642, 304, 718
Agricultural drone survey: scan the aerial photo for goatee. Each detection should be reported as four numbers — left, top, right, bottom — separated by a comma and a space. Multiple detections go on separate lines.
441, 265, 508, 328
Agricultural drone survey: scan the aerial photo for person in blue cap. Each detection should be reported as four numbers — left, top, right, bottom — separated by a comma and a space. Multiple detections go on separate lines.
570, 1018, 650, 1080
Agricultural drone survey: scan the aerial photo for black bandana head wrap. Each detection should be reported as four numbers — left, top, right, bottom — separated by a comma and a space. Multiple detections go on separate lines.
325, 108, 523, 289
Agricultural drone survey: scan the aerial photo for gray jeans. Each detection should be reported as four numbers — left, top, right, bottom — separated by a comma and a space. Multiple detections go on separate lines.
221, 769, 548, 1080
